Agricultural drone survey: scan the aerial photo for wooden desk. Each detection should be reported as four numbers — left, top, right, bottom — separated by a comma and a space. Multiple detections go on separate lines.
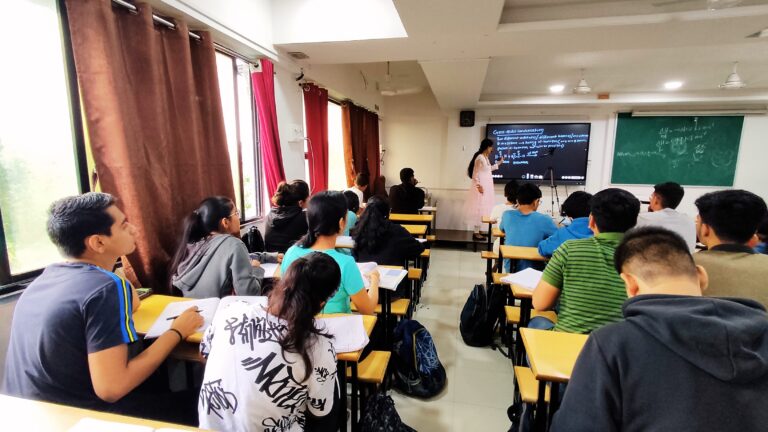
390, 213, 434, 223
493, 227, 505, 238
402, 224, 428, 237
482, 216, 496, 251
521, 328, 589, 431
500, 245, 547, 262
417, 207, 437, 230
0, 394, 200, 431
133, 295, 203, 343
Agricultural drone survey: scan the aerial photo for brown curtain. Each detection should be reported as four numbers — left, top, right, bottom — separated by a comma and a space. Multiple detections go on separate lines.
341, 102, 381, 198
65, 0, 235, 292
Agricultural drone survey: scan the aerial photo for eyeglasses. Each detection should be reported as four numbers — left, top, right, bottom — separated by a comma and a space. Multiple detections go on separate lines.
228, 210, 240, 219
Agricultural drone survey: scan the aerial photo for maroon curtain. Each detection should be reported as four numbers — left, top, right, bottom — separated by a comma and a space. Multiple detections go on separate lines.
65, 0, 235, 291
303, 83, 329, 194
342, 102, 381, 199
252, 59, 286, 199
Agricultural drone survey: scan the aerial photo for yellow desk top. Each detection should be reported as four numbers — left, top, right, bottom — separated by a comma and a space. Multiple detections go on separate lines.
390, 213, 434, 223
500, 245, 547, 261
511, 283, 534, 299
0, 394, 200, 431
402, 224, 428, 235
492, 227, 505, 238
482, 216, 497, 224
521, 328, 588, 383
134, 295, 376, 363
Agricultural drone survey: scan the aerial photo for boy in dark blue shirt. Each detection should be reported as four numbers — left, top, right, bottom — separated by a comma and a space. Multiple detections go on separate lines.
500, 183, 557, 271
2, 193, 202, 421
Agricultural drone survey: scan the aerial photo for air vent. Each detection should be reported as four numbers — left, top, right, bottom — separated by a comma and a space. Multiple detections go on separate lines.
288, 52, 309, 60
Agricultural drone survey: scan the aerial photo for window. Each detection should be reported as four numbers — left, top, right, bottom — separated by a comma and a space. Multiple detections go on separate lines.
327, 101, 347, 190
0, 0, 85, 285
215, 52, 264, 221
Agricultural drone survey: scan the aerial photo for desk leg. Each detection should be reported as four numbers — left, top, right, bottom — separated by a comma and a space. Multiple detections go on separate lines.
534, 381, 548, 432
548, 382, 561, 427
515, 298, 532, 366
351, 362, 360, 432
338, 359, 348, 432
382, 289, 391, 348
486, 222, 492, 251
485, 257, 493, 287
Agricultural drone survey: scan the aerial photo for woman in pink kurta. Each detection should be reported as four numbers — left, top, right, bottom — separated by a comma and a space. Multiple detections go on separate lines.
465, 139, 504, 240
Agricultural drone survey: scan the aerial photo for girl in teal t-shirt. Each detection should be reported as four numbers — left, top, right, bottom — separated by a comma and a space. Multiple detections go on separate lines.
281, 191, 380, 314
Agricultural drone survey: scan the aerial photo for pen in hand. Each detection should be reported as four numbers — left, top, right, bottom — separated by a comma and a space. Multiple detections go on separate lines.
166, 310, 203, 321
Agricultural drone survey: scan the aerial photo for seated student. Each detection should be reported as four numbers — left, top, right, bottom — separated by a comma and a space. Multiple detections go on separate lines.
345, 173, 369, 207
281, 191, 380, 315
499, 183, 557, 272
2, 193, 203, 422
755, 215, 768, 254
389, 168, 425, 214
199, 252, 340, 431
693, 189, 768, 307
537, 191, 593, 257
489, 180, 519, 254
634, 181, 697, 251
353, 196, 426, 285
552, 227, 768, 432
170, 197, 279, 298
532, 188, 640, 333
265, 180, 310, 253
342, 190, 360, 236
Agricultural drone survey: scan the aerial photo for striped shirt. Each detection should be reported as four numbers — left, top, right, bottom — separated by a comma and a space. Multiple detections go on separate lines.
541, 232, 627, 334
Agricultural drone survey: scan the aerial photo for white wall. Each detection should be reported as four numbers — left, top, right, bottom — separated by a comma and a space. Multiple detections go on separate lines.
381, 91, 768, 230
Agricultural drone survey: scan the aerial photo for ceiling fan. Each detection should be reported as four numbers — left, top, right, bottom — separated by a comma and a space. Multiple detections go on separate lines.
651, 0, 743, 10
377, 62, 424, 97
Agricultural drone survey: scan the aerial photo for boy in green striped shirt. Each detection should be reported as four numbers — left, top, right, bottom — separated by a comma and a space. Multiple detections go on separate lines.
532, 188, 640, 333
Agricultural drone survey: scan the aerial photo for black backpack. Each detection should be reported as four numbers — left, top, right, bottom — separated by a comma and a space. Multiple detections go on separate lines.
361, 393, 416, 432
244, 225, 265, 253
392, 319, 446, 399
460, 283, 506, 347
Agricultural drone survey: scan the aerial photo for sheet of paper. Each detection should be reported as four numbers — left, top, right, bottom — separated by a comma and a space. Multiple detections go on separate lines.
316, 315, 369, 353
218, 296, 268, 310
417, 238, 428, 243
67, 418, 153, 432
357, 262, 378, 288
259, 263, 279, 279
336, 236, 355, 248
377, 267, 408, 291
500, 267, 543, 291
144, 298, 220, 339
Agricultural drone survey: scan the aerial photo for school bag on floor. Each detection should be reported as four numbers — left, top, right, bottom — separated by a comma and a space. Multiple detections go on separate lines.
361, 393, 416, 432
392, 319, 446, 399
460, 283, 506, 348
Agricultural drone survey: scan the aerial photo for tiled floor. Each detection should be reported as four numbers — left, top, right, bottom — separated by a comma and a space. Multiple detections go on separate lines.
390, 248, 514, 432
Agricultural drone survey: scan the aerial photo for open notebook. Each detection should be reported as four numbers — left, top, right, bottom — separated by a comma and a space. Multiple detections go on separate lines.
356, 262, 408, 291
500, 268, 543, 291
142, 297, 369, 353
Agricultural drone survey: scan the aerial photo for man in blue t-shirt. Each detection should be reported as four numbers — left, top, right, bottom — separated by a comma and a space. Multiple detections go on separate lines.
2, 193, 202, 419
500, 183, 557, 272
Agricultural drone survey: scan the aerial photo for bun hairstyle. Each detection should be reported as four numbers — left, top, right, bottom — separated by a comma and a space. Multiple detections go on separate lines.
298, 191, 348, 248
272, 180, 310, 207
169, 196, 235, 286
270, 252, 341, 380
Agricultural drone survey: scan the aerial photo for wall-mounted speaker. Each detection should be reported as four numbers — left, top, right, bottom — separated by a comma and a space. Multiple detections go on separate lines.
459, 110, 475, 127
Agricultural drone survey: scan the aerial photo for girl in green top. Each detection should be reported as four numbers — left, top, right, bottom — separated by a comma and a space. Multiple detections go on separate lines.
281, 191, 380, 314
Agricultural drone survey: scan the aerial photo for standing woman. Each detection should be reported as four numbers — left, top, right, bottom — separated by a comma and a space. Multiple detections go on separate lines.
465, 138, 505, 240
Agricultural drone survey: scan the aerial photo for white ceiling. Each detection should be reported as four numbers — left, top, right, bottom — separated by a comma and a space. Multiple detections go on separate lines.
274, 0, 768, 109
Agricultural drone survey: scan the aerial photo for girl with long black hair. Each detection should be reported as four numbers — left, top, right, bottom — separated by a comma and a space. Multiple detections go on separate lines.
169, 196, 280, 298
281, 191, 380, 315
199, 252, 341, 431
353, 196, 425, 267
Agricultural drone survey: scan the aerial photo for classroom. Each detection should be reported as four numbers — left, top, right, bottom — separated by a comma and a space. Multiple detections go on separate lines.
2, 0, 768, 431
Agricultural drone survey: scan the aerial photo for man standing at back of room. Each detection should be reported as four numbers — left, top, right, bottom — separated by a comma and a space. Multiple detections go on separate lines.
552, 227, 768, 432
532, 188, 640, 333
389, 167, 425, 214
693, 189, 768, 308
2, 193, 203, 423
635, 181, 697, 251
345, 173, 369, 207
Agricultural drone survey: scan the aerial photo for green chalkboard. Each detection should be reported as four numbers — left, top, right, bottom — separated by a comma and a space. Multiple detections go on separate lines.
611, 113, 743, 186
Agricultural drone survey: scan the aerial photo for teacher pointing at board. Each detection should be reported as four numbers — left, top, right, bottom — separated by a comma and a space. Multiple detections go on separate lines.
465, 138, 504, 241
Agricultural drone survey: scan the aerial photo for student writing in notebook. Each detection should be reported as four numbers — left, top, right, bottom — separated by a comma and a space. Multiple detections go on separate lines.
2, 193, 203, 423
199, 252, 341, 431
281, 191, 380, 315
169, 196, 280, 298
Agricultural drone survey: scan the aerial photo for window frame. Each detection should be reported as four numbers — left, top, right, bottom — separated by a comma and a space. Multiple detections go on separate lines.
0, 0, 89, 292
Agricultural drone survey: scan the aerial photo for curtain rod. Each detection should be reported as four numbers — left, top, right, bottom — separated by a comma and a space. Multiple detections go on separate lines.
111, 0, 201, 41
